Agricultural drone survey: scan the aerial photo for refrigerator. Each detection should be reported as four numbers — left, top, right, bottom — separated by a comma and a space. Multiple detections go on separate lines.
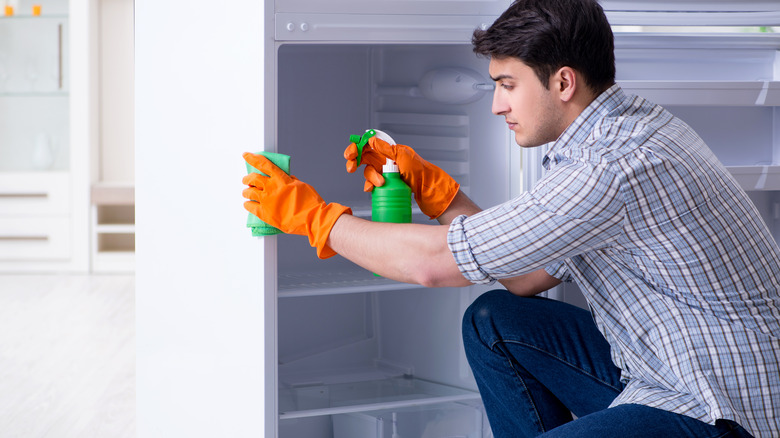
135, 1, 780, 437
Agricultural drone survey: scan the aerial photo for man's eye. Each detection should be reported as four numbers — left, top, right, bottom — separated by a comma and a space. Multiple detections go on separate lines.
501, 84, 514, 90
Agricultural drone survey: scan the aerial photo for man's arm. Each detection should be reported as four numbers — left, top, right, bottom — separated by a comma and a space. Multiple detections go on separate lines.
327, 215, 470, 288
244, 153, 560, 295
499, 270, 562, 296
328, 189, 561, 296
436, 191, 563, 295
327, 189, 478, 287
436, 190, 482, 225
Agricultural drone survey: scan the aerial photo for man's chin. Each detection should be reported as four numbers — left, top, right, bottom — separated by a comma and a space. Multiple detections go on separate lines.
514, 136, 541, 149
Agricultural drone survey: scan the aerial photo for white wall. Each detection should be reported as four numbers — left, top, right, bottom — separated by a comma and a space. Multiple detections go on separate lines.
99, 0, 134, 183
135, 1, 268, 436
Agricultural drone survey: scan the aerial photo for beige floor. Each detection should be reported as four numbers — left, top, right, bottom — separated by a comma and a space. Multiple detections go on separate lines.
0, 274, 135, 438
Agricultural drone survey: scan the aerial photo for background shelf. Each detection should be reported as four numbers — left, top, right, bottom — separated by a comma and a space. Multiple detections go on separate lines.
90, 183, 134, 273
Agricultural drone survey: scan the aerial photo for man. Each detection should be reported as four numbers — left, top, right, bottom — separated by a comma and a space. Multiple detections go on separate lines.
242, 0, 779, 436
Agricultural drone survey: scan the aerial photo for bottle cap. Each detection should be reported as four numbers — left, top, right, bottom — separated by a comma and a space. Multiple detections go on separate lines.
382, 158, 399, 173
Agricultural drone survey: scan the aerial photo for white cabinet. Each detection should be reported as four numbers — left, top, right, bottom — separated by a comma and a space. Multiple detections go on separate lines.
90, 183, 134, 272
89, 0, 135, 273
0, 0, 96, 272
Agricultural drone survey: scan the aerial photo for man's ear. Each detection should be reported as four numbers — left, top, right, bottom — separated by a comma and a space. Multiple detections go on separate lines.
553, 66, 577, 102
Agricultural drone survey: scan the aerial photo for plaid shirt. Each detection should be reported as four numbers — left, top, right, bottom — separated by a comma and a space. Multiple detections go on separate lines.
449, 85, 780, 437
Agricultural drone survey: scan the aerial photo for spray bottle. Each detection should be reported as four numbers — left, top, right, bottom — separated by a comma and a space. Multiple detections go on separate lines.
350, 129, 411, 225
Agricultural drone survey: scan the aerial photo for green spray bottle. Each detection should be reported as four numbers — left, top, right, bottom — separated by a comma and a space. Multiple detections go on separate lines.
371, 158, 412, 223
351, 129, 412, 278
350, 129, 412, 225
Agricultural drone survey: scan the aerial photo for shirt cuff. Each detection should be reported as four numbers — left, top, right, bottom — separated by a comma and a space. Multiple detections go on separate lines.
545, 260, 572, 282
447, 214, 496, 285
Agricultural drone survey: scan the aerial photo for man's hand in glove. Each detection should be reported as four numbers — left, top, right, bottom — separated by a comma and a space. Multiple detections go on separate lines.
242, 152, 352, 259
344, 137, 460, 219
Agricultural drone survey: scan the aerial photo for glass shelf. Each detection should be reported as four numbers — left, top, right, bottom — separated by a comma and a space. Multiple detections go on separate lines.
279, 374, 480, 420
278, 268, 421, 298
337, 200, 424, 219
618, 80, 780, 106
727, 165, 780, 191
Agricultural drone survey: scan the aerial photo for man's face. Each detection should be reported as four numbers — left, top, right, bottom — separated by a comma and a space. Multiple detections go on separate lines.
489, 57, 565, 148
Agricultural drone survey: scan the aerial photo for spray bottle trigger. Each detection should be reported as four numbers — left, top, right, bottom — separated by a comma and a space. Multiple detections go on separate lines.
349, 129, 376, 166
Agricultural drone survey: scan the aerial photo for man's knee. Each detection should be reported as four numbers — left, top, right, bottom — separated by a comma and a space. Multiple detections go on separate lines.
462, 289, 537, 345
463, 289, 509, 326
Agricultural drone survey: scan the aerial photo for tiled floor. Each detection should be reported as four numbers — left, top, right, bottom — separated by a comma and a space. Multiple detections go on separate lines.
0, 274, 135, 438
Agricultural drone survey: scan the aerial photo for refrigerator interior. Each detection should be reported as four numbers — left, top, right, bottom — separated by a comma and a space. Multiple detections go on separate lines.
270, 16, 780, 438
615, 33, 780, 239
274, 42, 507, 437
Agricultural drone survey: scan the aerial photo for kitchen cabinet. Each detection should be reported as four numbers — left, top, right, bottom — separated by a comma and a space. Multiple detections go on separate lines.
0, 0, 96, 272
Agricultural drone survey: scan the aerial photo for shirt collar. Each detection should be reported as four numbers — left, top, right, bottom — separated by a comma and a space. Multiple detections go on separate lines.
542, 84, 625, 169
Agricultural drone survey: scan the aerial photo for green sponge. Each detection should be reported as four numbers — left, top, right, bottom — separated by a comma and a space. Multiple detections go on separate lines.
246, 151, 291, 237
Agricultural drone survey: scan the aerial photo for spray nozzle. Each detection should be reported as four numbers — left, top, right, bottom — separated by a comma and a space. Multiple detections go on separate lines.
348, 129, 398, 167
349, 129, 377, 166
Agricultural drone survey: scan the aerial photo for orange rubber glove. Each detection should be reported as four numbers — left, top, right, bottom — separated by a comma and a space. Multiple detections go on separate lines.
344, 136, 460, 219
242, 152, 352, 259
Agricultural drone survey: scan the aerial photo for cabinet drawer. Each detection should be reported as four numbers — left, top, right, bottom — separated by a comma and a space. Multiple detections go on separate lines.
0, 172, 70, 216
0, 217, 71, 260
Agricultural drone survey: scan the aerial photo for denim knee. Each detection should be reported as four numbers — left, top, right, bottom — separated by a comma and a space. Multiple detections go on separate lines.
462, 289, 522, 347
462, 290, 563, 349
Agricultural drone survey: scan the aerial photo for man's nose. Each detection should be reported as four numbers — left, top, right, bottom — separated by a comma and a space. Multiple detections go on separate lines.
492, 88, 508, 115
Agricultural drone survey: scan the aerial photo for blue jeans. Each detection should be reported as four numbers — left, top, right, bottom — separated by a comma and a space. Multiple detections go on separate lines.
462, 290, 754, 438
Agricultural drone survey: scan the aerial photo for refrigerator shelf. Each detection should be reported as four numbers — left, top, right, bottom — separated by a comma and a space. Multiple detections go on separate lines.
727, 165, 780, 191
347, 201, 424, 219
279, 374, 481, 420
618, 80, 780, 106
278, 269, 422, 298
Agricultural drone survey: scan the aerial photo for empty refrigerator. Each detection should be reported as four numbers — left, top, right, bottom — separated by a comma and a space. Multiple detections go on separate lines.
135, 0, 780, 436
273, 42, 505, 438
270, 2, 780, 436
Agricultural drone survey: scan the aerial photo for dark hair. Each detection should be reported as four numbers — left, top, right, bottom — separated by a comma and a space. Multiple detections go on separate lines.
473, 0, 615, 93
